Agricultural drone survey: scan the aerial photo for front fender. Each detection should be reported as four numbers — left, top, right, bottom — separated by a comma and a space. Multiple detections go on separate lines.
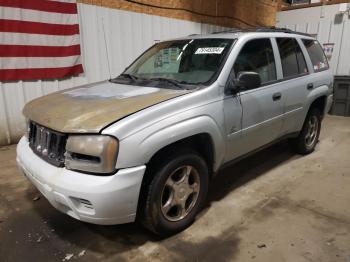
115, 115, 225, 171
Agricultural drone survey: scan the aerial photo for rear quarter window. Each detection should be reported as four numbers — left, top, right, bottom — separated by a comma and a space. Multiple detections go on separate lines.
302, 39, 329, 72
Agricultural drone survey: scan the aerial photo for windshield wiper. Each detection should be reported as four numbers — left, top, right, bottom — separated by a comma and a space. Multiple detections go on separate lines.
118, 73, 139, 81
149, 78, 185, 89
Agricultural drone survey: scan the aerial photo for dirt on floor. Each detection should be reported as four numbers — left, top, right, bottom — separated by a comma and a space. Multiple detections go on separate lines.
0, 115, 349, 262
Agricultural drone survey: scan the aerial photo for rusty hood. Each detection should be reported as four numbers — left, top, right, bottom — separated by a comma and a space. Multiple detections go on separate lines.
23, 81, 191, 133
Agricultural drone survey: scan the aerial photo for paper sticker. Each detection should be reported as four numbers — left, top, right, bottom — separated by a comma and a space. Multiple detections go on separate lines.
170, 48, 178, 62
163, 49, 170, 64
195, 47, 224, 54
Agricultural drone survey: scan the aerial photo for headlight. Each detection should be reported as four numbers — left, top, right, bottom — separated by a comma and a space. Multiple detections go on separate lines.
65, 135, 119, 174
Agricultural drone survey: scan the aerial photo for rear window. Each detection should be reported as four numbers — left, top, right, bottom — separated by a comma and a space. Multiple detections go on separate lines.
302, 39, 329, 72
276, 38, 308, 79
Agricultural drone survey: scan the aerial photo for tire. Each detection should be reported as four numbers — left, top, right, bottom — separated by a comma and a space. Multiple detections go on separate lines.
139, 149, 209, 236
291, 108, 322, 155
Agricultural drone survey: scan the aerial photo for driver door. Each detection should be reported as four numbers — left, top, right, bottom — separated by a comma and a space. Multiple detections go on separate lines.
224, 38, 284, 161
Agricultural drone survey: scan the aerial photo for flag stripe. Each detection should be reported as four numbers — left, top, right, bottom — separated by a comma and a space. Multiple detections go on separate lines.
0, 44, 81, 57
0, 65, 84, 81
0, 7, 78, 25
0, 32, 80, 47
0, 0, 78, 14
0, 19, 79, 35
0, 56, 81, 70
48, 0, 77, 3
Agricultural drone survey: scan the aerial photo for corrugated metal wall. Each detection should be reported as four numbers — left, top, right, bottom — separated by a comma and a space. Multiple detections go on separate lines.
0, 3, 230, 146
277, 4, 350, 76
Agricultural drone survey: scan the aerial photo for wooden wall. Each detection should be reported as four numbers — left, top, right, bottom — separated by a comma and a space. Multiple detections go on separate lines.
77, 0, 278, 28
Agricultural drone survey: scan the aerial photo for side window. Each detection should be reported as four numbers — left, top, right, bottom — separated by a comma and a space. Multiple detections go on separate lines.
276, 38, 308, 78
233, 38, 276, 86
302, 39, 329, 72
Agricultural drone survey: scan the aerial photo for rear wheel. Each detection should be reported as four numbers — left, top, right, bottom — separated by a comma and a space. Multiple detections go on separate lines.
139, 150, 208, 236
291, 108, 321, 154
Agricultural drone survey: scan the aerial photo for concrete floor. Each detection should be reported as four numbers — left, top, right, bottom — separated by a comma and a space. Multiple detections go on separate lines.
0, 115, 349, 262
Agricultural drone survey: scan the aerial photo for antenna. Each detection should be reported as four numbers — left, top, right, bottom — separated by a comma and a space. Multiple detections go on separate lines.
101, 16, 112, 80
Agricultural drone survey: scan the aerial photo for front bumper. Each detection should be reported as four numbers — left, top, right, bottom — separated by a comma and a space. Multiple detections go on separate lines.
16, 137, 146, 225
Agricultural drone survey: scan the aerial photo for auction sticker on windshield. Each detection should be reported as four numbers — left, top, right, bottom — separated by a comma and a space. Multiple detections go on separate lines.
195, 47, 224, 54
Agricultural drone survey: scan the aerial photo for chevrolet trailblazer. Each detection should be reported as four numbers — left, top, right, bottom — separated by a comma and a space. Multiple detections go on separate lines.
17, 28, 333, 235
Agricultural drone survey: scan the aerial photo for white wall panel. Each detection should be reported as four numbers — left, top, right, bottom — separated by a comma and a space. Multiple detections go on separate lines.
0, 3, 230, 145
0, 83, 11, 145
337, 19, 350, 76
277, 4, 350, 76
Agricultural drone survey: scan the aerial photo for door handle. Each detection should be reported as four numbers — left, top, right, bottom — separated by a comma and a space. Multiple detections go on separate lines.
307, 83, 314, 90
272, 92, 282, 101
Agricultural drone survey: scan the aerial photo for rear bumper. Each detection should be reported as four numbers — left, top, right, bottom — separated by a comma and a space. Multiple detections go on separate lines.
16, 137, 145, 225
325, 94, 333, 114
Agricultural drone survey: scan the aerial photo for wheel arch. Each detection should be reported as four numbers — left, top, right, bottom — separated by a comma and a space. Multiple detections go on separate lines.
308, 95, 327, 117
146, 133, 216, 177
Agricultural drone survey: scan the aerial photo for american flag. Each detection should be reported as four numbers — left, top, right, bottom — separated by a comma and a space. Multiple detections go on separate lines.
0, 0, 83, 81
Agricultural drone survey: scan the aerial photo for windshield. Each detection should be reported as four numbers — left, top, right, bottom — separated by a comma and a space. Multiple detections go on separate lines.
114, 38, 234, 87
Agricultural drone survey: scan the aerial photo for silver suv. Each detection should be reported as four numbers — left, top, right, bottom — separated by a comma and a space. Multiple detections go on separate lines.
17, 28, 333, 235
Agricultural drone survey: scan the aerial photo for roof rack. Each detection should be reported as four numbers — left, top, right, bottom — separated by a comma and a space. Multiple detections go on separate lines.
211, 27, 311, 37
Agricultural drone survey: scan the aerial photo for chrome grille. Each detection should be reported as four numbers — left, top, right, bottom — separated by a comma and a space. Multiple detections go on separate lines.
28, 121, 67, 167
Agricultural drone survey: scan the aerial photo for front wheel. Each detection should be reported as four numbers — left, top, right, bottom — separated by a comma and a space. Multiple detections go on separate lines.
291, 108, 321, 155
139, 150, 209, 236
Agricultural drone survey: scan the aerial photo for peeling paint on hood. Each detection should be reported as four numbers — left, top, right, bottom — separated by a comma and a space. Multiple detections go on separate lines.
23, 81, 191, 133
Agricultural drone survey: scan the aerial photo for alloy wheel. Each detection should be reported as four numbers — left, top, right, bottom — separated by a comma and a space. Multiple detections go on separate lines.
160, 165, 200, 222
305, 115, 319, 147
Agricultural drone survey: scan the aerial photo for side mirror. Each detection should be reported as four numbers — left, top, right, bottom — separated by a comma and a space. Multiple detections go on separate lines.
226, 71, 262, 94
235, 71, 261, 91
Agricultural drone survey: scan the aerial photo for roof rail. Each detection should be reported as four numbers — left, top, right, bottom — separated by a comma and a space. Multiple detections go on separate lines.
211, 27, 311, 37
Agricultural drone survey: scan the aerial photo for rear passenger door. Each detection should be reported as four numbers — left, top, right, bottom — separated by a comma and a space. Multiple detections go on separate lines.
226, 38, 285, 160
274, 37, 311, 135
